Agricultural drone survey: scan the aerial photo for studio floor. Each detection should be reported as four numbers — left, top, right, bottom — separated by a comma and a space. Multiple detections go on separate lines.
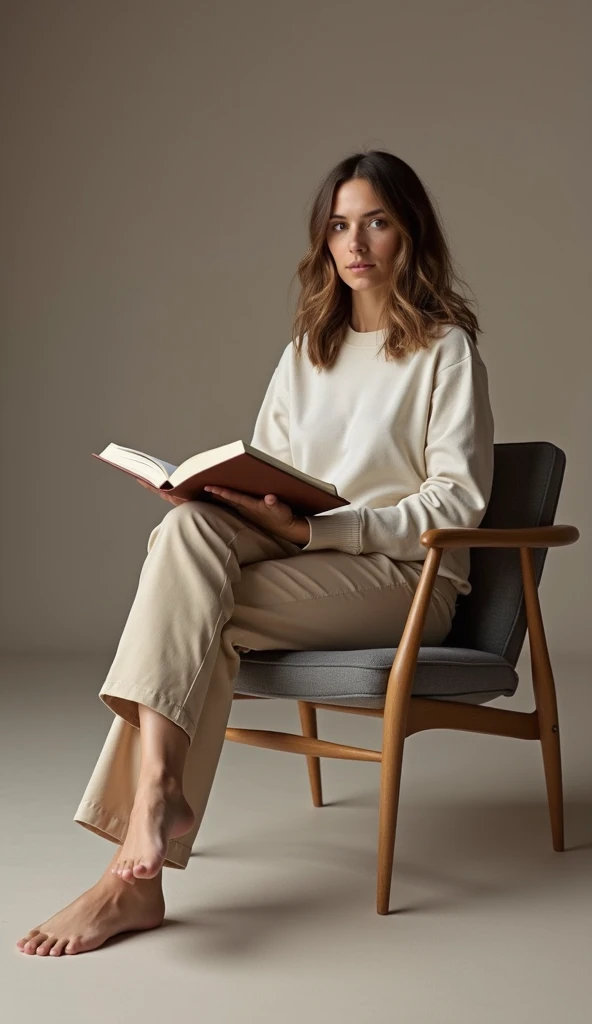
1, 649, 591, 1023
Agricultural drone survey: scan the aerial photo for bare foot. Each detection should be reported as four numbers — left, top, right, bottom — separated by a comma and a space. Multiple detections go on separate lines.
112, 773, 195, 884
16, 871, 165, 956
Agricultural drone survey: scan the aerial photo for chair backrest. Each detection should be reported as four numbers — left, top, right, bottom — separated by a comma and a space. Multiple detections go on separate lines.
444, 441, 566, 667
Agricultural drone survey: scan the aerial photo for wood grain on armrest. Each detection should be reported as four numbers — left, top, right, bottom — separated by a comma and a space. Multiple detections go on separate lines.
420, 525, 579, 550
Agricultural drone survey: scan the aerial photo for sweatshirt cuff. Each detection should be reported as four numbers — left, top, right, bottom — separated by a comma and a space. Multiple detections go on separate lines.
301, 510, 361, 554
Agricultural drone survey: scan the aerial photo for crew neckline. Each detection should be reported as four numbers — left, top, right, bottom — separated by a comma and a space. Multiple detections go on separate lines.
343, 325, 387, 348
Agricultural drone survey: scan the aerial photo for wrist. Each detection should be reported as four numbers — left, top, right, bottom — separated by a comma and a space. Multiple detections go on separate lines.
287, 516, 311, 547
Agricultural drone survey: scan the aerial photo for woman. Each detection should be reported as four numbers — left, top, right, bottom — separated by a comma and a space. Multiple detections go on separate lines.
17, 149, 494, 956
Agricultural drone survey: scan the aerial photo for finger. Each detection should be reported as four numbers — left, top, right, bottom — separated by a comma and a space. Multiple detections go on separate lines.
204, 486, 254, 507
204, 486, 237, 499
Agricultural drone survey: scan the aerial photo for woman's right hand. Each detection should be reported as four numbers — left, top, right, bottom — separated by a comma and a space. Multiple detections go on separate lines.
136, 479, 190, 506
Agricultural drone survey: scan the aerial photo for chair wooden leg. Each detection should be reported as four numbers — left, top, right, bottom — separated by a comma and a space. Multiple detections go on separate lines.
520, 548, 565, 851
531, 637, 565, 851
539, 704, 564, 851
298, 701, 323, 807
376, 545, 442, 915
376, 717, 406, 915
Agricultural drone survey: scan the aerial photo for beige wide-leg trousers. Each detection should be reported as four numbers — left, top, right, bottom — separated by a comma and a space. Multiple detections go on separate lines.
74, 499, 457, 869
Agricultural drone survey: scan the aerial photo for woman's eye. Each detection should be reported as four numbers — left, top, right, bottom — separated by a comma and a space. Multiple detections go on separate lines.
332, 219, 386, 232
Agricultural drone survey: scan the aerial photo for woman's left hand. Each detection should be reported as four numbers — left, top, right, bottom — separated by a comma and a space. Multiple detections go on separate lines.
203, 486, 310, 545
136, 479, 190, 506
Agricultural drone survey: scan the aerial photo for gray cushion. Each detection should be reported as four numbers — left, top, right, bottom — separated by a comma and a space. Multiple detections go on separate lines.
235, 647, 518, 709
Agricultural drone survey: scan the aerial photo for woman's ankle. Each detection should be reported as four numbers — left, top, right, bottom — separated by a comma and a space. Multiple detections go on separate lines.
138, 766, 184, 792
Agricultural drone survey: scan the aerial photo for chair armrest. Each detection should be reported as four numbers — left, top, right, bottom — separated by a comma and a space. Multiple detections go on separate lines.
381, 522, 578, 728
420, 525, 579, 550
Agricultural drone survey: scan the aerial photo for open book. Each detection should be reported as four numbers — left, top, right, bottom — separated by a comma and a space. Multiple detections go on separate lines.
92, 440, 350, 515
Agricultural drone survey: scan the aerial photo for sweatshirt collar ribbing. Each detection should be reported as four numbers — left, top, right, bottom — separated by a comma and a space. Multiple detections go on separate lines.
342, 326, 386, 348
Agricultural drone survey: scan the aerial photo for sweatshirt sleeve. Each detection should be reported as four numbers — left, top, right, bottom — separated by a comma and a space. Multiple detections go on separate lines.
249, 364, 294, 468
301, 352, 495, 559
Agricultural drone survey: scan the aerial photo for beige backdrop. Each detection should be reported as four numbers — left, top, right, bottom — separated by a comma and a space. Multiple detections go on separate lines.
1, 1, 589, 656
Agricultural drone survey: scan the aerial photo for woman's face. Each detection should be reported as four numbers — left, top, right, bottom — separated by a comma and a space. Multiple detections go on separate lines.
325, 178, 399, 293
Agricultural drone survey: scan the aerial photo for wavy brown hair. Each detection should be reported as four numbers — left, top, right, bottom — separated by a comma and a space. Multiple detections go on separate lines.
290, 149, 481, 370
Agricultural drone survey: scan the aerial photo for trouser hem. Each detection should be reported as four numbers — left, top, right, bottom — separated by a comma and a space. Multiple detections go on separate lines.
99, 681, 196, 740
73, 799, 192, 869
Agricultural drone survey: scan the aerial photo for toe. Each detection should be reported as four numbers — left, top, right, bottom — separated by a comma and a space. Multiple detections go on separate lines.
37, 937, 57, 956
120, 862, 136, 884
134, 858, 159, 878
23, 933, 46, 954
50, 938, 69, 956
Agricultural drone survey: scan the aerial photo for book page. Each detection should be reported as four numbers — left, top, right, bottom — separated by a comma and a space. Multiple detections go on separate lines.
143, 455, 178, 478
98, 444, 174, 486
170, 441, 245, 484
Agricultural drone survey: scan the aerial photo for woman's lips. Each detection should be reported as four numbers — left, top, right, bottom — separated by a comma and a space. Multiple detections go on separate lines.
349, 264, 374, 272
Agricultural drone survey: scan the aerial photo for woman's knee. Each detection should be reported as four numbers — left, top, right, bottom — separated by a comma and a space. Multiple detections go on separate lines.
163, 498, 207, 521
147, 500, 211, 553
156, 497, 246, 544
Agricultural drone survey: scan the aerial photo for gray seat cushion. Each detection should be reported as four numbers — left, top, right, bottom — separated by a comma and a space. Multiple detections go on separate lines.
235, 647, 518, 709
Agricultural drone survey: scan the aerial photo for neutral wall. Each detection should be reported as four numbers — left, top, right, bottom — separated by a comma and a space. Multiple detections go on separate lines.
1, 1, 590, 656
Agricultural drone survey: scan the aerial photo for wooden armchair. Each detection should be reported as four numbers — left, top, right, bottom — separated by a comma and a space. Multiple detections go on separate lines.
226, 442, 579, 914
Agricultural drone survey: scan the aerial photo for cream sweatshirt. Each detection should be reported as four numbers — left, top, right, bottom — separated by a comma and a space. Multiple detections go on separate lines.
250, 324, 495, 597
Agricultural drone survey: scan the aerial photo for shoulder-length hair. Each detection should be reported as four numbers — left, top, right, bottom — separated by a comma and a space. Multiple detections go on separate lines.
290, 149, 481, 370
